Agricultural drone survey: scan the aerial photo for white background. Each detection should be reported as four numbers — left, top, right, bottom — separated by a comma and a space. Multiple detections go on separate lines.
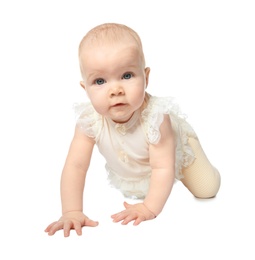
0, 0, 254, 259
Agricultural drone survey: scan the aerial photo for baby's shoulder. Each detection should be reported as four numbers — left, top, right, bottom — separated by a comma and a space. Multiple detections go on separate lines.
73, 102, 102, 139
141, 95, 184, 144
73, 102, 95, 118
145, 95, 178, 113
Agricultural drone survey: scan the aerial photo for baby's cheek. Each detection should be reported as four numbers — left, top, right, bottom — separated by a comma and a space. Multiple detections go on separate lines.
91, 100, 108, 115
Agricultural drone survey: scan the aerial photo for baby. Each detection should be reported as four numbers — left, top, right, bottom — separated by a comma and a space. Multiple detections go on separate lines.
45, 23, 221, 237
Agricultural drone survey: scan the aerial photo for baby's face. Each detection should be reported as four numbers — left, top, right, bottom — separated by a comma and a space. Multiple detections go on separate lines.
80, 42, 150, 123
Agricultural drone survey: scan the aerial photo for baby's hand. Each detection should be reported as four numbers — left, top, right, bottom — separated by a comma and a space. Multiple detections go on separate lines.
45, 211, 99, 237
111, 202, 156, 225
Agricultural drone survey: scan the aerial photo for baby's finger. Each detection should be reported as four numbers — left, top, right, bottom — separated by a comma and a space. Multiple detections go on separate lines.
121, 213, 137, 225
112, 211, 129, 223
123, 201, 132, 209
63, 220, 73, 237
115, 210, 138, 224
44, 221, 58, 232
73, 221, 82, 236
111, 210, 125, 220
47, 221, 65, 236
111, 213, 118, 218
85, 218, 99, 227
133, 215, 146, 226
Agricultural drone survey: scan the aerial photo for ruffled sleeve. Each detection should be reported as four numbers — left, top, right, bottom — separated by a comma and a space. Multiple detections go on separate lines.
141, 96, 183, 144
73, 102, 102, 141
141, 96, 197, 179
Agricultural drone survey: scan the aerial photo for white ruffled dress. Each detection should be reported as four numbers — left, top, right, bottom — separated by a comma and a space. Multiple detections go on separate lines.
74, 95, 197, 199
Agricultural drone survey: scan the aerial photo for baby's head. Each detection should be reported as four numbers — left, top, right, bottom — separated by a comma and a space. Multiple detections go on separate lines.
78, 23, 150, 123
78, 23, 146, 79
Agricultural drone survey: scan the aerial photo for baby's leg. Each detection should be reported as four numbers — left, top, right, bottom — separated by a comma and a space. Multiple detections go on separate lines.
181, 137, 221, 198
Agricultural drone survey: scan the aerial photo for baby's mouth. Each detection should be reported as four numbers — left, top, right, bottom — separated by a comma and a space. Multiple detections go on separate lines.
112, 103, 126, 107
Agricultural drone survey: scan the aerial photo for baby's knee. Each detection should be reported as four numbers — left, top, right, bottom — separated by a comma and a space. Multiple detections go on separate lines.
182, 137, 221, 198
191, 168, 221, 199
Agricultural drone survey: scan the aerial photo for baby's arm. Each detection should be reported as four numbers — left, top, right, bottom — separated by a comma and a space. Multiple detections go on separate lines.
143, 115, 176, 215
111, 115, 175, 225
45, 127, 98, 236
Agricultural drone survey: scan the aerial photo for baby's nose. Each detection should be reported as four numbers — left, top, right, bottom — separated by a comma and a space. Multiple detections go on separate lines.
110, 85, 124, 97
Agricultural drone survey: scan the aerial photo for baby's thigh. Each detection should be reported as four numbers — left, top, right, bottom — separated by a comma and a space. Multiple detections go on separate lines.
181, 137, 221, 198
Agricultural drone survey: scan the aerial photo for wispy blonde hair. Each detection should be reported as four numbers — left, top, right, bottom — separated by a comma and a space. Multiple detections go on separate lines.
78, 23, 146, 72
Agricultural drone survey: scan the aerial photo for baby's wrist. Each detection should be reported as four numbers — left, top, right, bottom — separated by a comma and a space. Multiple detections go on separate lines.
142, 202, 157, 218
62, 209, 83, 215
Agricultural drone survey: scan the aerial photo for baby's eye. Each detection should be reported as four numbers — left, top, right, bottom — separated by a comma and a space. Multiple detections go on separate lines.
122, 73, 133, 80
95, 78, 105, 85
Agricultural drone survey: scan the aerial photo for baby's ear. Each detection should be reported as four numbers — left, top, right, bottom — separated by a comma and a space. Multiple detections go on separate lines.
80, 81, 86, 90
145, 67, 150, 87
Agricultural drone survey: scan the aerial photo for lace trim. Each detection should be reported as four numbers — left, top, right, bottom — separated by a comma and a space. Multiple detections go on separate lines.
106, 165, 150, 199
73, 102, 102, 140
141, 96, 197, 179
141, 96, 183, 144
